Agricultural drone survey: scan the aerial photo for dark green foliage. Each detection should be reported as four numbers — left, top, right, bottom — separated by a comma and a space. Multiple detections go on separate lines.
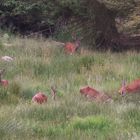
0, 0, 137, 50
0, 1, 58, 34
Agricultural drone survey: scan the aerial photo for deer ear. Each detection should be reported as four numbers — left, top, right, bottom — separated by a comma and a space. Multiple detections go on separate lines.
121, 80, 126, 96
51, 85, 57, 91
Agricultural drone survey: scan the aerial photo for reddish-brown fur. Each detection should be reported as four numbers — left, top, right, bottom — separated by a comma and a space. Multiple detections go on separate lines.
65, 42, 77, 54
80, 86, 112, 102
119, 79, 140, 95
80, 86, 101, 98
32, 92, 47, 104
0, 80, 9, 87
0, 69, 9, 87
64, 39, 80, 54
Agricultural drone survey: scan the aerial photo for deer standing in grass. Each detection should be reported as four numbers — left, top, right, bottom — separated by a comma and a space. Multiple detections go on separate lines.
0, 69, 8, 87
64, 33, 81, 55
32, 92, 47, 104
80, 86, 112, 102
119, 79, 140, 95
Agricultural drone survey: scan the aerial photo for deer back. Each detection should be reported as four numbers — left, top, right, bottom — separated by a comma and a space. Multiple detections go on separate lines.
119, 79, 140, 95
125, 79, 140, 93
32, 92, 47, 104
80, 86, 101, 99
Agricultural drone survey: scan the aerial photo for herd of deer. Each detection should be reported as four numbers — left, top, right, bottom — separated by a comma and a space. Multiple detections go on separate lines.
0, 33, 140, 104
0, 68, 140, 104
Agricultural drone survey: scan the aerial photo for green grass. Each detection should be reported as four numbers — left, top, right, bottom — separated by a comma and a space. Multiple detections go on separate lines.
0, 34, 140, 140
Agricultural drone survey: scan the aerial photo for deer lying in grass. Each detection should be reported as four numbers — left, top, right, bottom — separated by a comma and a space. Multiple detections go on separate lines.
1, 56, 14, 62
119, 79, 140, 95
80, 86, 112, 103
0, 69, 8, 87
32, 86, 57, 104
32, 92, 47, 104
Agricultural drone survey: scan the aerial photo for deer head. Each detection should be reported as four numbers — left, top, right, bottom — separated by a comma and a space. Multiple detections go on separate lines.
51, 86, 57, 100
119, 80, 127, 96
71, 32, 82, 50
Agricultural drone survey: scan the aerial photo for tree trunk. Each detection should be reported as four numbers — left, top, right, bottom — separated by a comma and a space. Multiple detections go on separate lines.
87, 0, 120, 50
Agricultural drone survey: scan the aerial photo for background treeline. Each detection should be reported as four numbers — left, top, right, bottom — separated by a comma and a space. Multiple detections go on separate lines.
0, 0, 139, 50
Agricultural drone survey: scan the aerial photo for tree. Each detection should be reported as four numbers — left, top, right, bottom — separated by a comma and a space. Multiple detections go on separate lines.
86, 0, 119, 50
81, 0, 136, 50
55, 0, 137, 50
0, 0, 139, 51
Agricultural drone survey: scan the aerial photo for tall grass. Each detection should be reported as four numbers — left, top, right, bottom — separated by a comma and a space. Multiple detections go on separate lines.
0, 34, 140, 139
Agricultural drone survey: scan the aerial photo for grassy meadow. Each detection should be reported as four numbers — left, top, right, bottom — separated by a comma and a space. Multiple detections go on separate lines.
0, 34, 140, 140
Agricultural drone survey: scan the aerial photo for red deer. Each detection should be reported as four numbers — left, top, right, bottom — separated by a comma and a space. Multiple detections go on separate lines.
0, 69, 8, 87
80, 86, 112, 102
119, 79, 140, 95
64, 40, 80, 54
0, 79, 8, 87
32, 92, 47, 104
64, 33, 81, 54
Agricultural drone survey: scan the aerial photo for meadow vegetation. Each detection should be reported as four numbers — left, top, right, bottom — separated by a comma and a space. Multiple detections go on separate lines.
0, 34, 140, 140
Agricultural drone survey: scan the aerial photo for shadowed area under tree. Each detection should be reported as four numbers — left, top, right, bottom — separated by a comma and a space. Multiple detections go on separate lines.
0, 0, 140, 51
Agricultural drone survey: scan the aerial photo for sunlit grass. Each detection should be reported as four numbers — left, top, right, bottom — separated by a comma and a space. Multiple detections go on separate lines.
0, 34, 140, 139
